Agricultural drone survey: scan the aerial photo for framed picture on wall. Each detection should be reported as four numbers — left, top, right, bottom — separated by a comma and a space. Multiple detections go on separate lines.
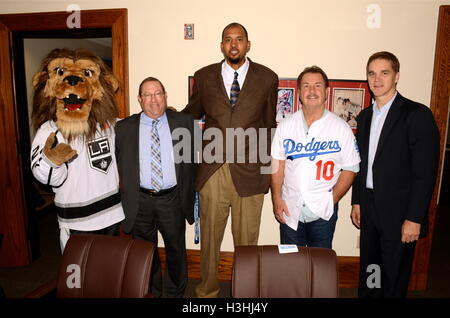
276, 78, 298, 123
188, 75, 194, 96
188, 76, 205, 129
328, 80, 371, 133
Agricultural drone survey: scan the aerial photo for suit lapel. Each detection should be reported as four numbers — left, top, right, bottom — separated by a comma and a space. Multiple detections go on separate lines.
130, 113, 141, 185
214, 62, 230, 105
166, 110, 180, 178
374, 93, 404, 162
361, 108, 373, 159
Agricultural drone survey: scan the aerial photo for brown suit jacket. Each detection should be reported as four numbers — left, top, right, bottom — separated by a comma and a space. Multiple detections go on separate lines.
183, 58, 278, 197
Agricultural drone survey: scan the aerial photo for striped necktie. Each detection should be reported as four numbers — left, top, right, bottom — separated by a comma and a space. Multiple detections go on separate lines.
150, 119, 163, 191
230, 71, 240, 107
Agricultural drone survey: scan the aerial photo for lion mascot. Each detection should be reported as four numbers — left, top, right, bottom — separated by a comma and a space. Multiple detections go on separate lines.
30, 48, 125, 251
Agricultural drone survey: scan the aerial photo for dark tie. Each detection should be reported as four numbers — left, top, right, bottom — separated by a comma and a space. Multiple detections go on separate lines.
150, 119, 163, 191
230, 71, 240, 107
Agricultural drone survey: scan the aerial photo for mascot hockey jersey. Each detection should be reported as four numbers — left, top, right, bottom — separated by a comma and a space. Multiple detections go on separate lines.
31, 121, 124, 248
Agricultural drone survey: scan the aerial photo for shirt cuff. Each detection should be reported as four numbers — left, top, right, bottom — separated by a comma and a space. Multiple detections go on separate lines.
342, 163, 359, 173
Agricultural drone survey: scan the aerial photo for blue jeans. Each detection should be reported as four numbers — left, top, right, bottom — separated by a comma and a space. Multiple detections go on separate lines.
280, 204, 338, 248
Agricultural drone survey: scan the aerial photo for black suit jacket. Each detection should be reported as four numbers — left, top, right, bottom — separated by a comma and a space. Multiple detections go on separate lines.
115, 110, 196, 233
352, 93, 440, 239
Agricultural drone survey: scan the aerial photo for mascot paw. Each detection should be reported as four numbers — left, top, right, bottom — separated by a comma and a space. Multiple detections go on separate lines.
43, 132, 77, 166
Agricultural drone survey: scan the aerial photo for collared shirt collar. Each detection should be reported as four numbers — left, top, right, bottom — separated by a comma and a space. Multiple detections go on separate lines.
373, 91, 397, 115
221, 57, 250, 79
140, 111, 167, 127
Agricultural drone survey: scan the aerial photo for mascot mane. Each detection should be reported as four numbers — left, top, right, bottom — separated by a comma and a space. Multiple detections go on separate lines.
31, 48, 120, 140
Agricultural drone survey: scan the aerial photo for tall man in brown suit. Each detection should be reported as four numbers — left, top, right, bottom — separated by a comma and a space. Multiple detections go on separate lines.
183, 22, 278, 297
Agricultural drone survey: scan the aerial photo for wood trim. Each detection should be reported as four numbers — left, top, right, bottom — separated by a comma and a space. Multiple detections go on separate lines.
111, 10, 129, 118
409, 5, 450, 290
158, 248, 360, 288
0, 9, 129, 266
0, 9, 127, 31
0, 23, 31, 266
336, 256, 360, 288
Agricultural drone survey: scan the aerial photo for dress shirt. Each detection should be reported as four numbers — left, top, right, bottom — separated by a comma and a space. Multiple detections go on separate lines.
221, 58, 250, 99
139, 112, 177, 190
366, 92, 397, 189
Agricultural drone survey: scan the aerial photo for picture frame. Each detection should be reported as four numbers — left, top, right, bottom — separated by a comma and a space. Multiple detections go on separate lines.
188, 76, 205, 129
188, 75, 194, 96
184, 24, 194, 40
328, 79, 371, 133
276, 78, 298, 123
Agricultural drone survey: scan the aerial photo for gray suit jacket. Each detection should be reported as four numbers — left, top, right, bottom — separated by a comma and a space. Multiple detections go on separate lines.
115, 110, 196, 233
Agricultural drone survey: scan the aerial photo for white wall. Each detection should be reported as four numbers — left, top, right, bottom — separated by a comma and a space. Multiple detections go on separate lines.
2, 0, 448, 256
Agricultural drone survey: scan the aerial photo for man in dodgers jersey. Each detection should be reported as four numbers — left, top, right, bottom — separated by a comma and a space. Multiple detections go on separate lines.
271, 66, 360, 248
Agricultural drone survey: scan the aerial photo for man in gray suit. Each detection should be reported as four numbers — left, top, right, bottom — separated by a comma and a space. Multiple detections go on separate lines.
183, 22, 278, 298
115, 77, 195, 298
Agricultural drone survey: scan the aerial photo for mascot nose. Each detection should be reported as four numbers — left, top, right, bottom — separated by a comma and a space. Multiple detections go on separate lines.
64, 75, 83, 86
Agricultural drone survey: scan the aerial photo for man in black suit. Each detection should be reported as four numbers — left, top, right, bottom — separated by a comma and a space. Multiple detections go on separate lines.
351, 51, 440, 298
115, 77, 195, 298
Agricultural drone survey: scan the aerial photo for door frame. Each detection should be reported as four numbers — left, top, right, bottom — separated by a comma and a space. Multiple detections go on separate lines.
0, 8, 128, 266
409, 5, 450, 290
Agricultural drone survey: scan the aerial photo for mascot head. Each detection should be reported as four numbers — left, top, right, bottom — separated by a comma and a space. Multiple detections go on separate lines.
32, 48, 119, 140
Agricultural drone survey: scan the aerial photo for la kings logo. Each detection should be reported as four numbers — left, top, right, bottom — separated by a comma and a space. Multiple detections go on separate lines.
88, 137, 112, 173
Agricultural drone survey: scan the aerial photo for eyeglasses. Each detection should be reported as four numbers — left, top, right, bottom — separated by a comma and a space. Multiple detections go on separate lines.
140, 91, 164, 99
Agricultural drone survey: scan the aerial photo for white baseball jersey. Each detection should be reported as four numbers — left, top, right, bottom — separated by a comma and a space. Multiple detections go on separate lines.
271, 110, 360, 230
31, 121, 125, 236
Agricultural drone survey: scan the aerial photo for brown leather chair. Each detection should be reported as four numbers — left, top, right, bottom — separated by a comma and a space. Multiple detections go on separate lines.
232, 245, 339, 298
27, 234, 156, 298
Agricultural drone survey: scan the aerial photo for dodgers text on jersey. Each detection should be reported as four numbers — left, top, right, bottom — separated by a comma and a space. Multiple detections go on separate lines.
283, 137, 342, 161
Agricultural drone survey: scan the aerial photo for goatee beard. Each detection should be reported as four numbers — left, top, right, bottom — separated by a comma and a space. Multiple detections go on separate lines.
228, 57, 241, 65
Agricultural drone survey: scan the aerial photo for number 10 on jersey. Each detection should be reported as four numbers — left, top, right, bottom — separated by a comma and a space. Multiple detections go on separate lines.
316, 160, 335, 181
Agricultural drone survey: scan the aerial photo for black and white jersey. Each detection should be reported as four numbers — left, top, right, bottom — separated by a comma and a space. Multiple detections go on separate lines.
31, 120, 125, 231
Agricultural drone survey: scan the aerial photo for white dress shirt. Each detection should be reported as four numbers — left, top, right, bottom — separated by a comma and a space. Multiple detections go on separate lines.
366, 92, 397, 189
139, 112, 177, 190
221, 58, 250, 99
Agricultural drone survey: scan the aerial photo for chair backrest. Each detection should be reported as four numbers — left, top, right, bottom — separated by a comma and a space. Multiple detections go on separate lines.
232, 245, 339, 298
56, 234, 156, 298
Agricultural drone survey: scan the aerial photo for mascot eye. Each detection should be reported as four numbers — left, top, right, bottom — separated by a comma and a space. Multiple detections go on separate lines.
55, 67, 65, 76
84, 69, 94, 77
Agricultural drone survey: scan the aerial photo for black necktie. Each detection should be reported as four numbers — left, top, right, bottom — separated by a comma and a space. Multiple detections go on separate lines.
230, 71, 240, 107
